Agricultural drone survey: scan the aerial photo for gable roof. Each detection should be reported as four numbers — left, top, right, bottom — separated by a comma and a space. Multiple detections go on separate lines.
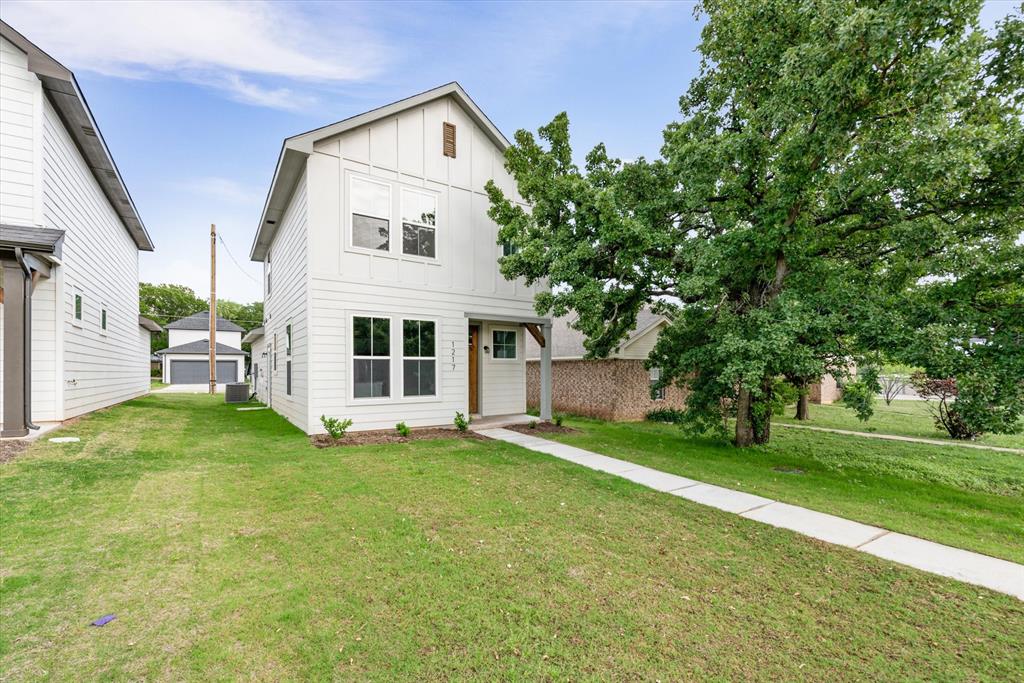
241, 326, 264, 344
526, 307, 670, 360
0, 21, 153, 251
156, 339, 246, 356
165, 311, 245, 332
250, 82, 508, 261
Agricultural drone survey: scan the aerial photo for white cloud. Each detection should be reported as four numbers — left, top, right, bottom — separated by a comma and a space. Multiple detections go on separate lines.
0, 0, 389, 109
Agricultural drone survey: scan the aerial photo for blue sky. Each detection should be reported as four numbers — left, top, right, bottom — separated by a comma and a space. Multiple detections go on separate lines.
1, 0, 1018, 302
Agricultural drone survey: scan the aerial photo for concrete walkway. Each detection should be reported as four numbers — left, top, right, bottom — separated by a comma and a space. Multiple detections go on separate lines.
775, 422, 1024, 454
476, 427, 1024, 601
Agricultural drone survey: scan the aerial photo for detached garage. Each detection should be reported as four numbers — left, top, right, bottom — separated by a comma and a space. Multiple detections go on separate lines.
169, 359, 239, 384
156, 312, 247, 385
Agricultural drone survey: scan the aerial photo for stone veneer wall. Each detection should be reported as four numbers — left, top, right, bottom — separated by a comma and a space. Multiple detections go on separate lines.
526, 359, 688, 421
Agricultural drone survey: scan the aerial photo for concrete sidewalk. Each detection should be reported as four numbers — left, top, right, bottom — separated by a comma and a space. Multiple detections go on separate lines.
476, 427, 1024, 601
774, 422, 1024, 454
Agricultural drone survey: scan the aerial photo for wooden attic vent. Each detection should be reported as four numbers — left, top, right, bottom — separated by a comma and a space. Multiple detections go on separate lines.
442, 122, 456, 158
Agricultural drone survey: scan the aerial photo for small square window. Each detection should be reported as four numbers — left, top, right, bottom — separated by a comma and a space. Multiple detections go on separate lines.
492, 330, 517, 359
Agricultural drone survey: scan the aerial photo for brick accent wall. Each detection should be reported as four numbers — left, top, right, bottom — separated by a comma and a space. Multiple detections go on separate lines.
527, 359, 688, 421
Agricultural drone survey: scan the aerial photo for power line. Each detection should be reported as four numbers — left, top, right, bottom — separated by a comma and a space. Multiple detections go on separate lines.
217, 233, 261, 285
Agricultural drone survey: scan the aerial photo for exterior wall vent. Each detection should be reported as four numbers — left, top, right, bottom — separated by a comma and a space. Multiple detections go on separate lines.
81, 126, 97, 137
443, 122, 456, 158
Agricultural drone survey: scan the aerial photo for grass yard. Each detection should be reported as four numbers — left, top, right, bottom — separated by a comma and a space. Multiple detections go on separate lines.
150, 379, 168, 390
539, 418, 1024, 564
1, 396, 1022, 680
775, 399, 1024, 449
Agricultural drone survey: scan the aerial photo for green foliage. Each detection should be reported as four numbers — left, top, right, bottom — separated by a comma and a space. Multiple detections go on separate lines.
840, 366, 881, 422
453, 412, 469, 432
646, 408, 687, 424
486, 0, 1024, 446
395, 422, 411, 437
320, 416, 353, 439
528, 420, 538, 429
139, 282, 264, 354
554, 413, 565, 427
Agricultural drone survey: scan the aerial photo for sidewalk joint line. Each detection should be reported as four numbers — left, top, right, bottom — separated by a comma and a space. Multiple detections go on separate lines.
854, 529, 892, 549
737, 501, 776, 515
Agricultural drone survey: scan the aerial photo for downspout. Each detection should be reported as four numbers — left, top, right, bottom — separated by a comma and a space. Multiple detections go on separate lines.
14, 247, 39, 431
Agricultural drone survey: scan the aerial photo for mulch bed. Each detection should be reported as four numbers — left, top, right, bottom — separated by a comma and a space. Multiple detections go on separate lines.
505, 422, 579, 435
0, 440, 29, 464
311, 428, 488, 448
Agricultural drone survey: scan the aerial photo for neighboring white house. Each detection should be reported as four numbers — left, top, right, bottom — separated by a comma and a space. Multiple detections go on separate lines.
243, 326, 268, 401
1, 21, 156, 437
156, 311, 246, 384
248, 83, 552, 433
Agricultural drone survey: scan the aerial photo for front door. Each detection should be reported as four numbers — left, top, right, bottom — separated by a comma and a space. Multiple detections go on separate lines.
468, 325, 480, 414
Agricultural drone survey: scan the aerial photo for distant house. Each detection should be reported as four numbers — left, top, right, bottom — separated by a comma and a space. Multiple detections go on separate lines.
525, 310, 687, 421
242, 326, 267, 400
1, 21, 156, 437
156, 312, 245, 384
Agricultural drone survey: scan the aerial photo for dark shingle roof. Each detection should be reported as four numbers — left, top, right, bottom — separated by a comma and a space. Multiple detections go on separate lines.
165, 311, 245, 332
0, 224, 65, 253
156, 339, 246, 355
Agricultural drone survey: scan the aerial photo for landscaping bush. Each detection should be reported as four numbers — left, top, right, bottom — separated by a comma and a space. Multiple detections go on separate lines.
528, 420, 538, 429
320, 415, 353, 439
395, 422, 411, 437
453, 411, 469, 432
554, 413, 564, 427
646, 408, 686, 424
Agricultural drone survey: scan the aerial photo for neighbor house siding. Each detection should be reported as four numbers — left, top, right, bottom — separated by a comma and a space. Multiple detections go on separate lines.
41, 96, 146, 419
527, 358, 688, 421
0, 36, 41, 226
167, 328, 242, 348
302, 95, 538, 433
264, 170, 309, 431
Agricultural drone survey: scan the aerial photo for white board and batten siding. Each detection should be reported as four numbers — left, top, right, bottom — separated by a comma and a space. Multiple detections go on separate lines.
290, 94, 539, 432
263, 172, 309, 431
41, 96, 148, 419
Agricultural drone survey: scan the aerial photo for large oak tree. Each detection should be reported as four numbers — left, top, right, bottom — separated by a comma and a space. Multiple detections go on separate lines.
487, 0, 1023, 445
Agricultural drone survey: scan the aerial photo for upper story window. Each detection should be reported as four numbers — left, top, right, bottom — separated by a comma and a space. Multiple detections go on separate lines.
266, 251, 272, 296
501, 242, 518, 257
492, 330, 517, 360
353, 316, 390, 398
351, 176, 391, 252
401, 189, 437, 259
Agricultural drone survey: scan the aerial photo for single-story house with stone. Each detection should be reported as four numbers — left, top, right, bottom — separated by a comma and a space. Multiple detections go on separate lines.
525, 309, 687, 421
156, 311, 246, 384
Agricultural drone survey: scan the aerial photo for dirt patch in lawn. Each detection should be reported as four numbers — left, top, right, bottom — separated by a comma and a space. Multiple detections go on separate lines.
0, 439, 29, 464
311, 428, 488, 448
506, 422, 579, 435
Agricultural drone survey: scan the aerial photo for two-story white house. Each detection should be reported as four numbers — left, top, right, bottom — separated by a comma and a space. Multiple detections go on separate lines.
155, 311, 246, 385
249, 83, 552, 433
1, 21, 156, 437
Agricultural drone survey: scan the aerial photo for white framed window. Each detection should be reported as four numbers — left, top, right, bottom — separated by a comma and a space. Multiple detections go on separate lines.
401, 188, 437, 259
650, 367, 665, 400
501, 241, 518, 257
72, 289, 83, 326
492, 329, 517, 360
402, 319, 436, 397
350, 176, 391, 252
100, 304, 108, 333
286, 323, 292, 356
353, 315, 390, 398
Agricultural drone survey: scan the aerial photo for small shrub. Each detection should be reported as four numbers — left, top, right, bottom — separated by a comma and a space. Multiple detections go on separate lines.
320, 415, 353, 439
395, 421, 411, 437
646, 408, 686, 424
528, 420, 538, 429
554, 413, 564, 427
454, 411, 469, 432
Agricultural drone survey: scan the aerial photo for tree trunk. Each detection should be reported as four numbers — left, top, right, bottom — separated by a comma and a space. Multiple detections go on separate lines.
735, 387, 755, 447
795, 391, 809, 420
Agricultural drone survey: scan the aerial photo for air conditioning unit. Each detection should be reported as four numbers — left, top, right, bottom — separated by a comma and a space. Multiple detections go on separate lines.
225, 382, 250, 404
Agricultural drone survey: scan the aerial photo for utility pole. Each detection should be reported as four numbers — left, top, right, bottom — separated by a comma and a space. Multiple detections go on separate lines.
209, 223, 217, 395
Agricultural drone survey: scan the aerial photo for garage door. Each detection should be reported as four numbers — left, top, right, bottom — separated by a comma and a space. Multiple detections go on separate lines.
169, 360, 238, 384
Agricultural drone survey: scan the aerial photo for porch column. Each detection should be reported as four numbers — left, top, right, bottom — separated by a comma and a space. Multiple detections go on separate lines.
2, 258, 28, 437
540, 322, 552, 421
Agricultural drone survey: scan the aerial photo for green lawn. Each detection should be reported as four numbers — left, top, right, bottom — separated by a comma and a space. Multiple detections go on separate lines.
541, 418, 1024, 564
775, 399, 1024, 449
150, 379, 168, 390
2, 396, 1022, 680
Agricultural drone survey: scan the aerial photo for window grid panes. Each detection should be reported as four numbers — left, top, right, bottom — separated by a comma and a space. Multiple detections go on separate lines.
650, 367, 665, 400
401, 189, 437, 259
492, 330, 516, 359
353, 316, 390, 398
403, 320, 436, 397
351, 177, 391, 251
